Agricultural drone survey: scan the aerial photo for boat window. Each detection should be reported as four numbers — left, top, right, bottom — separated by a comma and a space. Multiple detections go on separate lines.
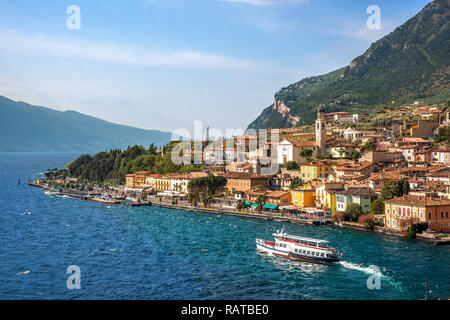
321, 253, 324, 257
307, 251, 310, 255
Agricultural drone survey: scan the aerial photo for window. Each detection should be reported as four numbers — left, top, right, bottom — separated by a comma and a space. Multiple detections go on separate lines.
441, 211, 444, 218
429, 212, 432, 219
307, 251, 310, 255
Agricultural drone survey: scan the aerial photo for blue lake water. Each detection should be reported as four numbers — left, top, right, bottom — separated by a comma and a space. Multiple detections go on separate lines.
0, 152, 449, 299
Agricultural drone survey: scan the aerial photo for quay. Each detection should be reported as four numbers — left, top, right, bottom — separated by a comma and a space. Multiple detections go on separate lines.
147, 200, 331, 226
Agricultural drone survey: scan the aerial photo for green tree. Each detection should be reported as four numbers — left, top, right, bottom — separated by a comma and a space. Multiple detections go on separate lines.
370, 198, 385, 215
352, 151, 361, 161
285, 161, 299, 170
401, 179, 410, 195
434, 127, 449, 144
380, 181, 404, 201
346, 203, 363, 222
363, 140, 375, 151
300, 149, 313, 161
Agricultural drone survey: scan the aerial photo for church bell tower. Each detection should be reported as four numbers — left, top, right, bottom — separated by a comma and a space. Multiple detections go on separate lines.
315, 107, 327, 156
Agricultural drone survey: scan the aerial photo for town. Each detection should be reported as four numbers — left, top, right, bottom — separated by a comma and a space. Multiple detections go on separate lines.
32, 104, 450, 244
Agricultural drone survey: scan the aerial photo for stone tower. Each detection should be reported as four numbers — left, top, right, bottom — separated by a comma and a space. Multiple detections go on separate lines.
315, 106, 327, 156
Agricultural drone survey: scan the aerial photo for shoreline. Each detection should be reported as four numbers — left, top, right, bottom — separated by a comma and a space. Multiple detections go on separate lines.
28, 180, 450, 245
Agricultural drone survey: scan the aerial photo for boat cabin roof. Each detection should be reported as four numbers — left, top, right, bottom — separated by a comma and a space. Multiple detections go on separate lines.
273, 232, 329, 245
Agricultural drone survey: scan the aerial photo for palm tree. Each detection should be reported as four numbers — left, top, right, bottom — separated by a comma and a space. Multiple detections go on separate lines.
255, 195, 266, 214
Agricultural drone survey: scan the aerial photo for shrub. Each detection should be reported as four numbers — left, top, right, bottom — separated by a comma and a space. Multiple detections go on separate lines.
346, 203, 363, 222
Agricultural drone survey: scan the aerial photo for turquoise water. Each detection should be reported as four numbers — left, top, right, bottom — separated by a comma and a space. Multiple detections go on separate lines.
0, 152, 449, 299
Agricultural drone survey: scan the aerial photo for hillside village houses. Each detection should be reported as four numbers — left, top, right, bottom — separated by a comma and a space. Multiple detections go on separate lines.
123, 105, 449, 235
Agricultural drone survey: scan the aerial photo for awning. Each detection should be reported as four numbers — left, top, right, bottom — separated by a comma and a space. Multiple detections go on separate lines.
245, 201, 252, 206
263, 204, 278, 210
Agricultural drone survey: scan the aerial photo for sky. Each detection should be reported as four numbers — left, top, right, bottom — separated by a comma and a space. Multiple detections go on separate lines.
0, 0, 431, 136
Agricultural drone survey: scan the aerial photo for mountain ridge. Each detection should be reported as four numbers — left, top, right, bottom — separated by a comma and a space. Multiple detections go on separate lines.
247, 0, 450, 130
0, 95, 173, 152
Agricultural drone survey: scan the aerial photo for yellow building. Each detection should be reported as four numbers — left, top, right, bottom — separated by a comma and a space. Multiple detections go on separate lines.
290, 188, 315, 208
315, 183, 344, 216
125, 174, 136, 188
300, 160, 332, 182
152, 175, 171, 191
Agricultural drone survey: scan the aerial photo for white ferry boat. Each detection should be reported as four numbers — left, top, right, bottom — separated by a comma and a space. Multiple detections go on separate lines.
256, 229, 340, 264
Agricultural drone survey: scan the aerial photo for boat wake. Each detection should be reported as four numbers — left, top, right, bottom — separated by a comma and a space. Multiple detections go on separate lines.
339, 261, 383, 276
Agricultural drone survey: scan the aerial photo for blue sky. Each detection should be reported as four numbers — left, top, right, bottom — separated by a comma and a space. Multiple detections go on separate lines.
0, 0, 431, 135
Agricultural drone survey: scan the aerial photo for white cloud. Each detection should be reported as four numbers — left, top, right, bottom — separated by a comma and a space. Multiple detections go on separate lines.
219, 0, 306, 6
0, 29, 260, 71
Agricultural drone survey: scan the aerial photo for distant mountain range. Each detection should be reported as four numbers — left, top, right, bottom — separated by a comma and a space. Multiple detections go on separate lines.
248, 0, 450, 130
0, 95, 173, 152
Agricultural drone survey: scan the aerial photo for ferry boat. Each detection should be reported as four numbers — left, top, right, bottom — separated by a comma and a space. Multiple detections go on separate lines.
256, 229, 340, 264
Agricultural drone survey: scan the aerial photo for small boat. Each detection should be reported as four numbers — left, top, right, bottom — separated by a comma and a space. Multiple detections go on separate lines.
91, 195, 123, 204
256, 228, 340, 264
44, 189, 58, 196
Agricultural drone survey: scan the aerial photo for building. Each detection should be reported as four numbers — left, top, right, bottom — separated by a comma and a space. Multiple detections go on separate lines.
384, 195, 450, 233
125, 171, 153, 189
408, 120, 439, 139
360, 150, 402, 164
265, 191, 291, 207
271, 174, 295, 191
276, 139, 319, 165
335, 188, 378, 214
299, 160, 332, 182
397, 144, 420, 162
290, 188, 315, 208
315, 183, 345, 216
245, 189, 290, 211
134, 171, 152, 189
150, 174, 171, 191
431, 148, 450, 164
343, 128, 364, 142
125, 174, 136, 188
225, 172, 269, 193
326, 140, 357, 159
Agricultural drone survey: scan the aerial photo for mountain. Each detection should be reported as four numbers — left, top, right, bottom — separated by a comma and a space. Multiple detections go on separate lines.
0, 95, 174, 152
248, 0, 450, 130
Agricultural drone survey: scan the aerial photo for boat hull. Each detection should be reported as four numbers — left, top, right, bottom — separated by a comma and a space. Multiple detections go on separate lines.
91, 198, 123, 204
256, 239, 339, 264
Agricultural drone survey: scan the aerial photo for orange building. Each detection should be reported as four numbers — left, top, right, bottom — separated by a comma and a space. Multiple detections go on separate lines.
225, 172, 269, 193
384, 195, 450, 233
